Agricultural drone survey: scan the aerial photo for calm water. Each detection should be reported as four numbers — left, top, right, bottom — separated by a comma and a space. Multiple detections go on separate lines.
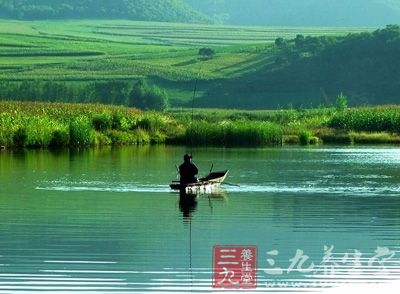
0, 146, 400, 293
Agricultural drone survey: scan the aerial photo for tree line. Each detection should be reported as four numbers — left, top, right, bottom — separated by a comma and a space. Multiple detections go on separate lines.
186, 0, 400, 27
195, 25, 400, 109
269, 24, 400, 106
0, 0, 209, 22
0, 79, 169, 111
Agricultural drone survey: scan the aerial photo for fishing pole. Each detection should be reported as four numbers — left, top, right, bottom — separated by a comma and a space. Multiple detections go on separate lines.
209, 163, 214, 174
190, 65, 202, 157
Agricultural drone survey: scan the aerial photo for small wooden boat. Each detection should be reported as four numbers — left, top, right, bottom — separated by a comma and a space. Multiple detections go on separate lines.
170, 170, 229, 195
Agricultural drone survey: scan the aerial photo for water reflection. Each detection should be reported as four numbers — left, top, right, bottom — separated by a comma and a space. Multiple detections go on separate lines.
179, 193, 198, 220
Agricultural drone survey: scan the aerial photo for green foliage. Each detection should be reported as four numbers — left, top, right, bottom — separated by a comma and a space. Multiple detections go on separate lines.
0, 0, 210, 23
25, 117, 54, 147
2, 101, 400, 148
199, 24, 400, 109
0, 80, 171, 109
274, 37, 287, 48
50, 128, 69, 147
129, 79, 169, 111
187, 0, 400, 27
335, 93, 348, 111
350, 132, 400, 144
176, 120, 283, 147
0, 101, 176, 148
299, 130, 313, 145
198, 47, 215, 59
92, 113, 113, 131
0, 19, 369, 109
69, 116, 93, 146
329, 106, 400, 132
13, 128, 28, 147
318, 131, 353, 144
93, 132, 112, 146
107, 129, 152, 145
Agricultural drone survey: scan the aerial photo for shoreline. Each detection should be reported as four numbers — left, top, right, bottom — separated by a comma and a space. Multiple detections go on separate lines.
1, 101, 400, 149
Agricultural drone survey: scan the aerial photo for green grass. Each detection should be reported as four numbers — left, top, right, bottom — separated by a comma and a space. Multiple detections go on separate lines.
168, 107, 400, 146
0, 101, 178, 147
329, 106, 400, 133
171, 120, 283, 146
1, 101, 399, 148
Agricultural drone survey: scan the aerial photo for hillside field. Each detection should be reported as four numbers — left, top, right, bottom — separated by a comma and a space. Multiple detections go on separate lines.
0, 19, 370, 107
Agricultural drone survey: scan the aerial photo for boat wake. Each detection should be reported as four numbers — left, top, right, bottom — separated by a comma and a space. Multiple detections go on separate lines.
36, 180, 171, 193
36, 180, 400, 197
224, 183, 400, 196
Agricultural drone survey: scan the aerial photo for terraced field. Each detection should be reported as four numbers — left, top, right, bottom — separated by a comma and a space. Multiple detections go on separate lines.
0, 19, 371, 105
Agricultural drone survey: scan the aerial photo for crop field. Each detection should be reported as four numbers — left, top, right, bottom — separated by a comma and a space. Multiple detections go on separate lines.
0, 19, 371, 104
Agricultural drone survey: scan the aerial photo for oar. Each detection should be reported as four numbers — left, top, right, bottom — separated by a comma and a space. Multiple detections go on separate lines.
175, 165, 180, 180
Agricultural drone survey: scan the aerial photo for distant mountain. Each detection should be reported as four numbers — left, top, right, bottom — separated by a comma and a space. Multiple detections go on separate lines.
0, 0, 209, 23
186, 0, 400, 26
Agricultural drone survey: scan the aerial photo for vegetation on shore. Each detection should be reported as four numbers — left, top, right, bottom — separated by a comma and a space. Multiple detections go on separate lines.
0, 101, 181, 148
1, 20, 399, 148
1, 101, 399, 148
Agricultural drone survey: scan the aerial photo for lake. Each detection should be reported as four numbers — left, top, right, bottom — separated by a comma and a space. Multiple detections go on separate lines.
0, 146, 399, 293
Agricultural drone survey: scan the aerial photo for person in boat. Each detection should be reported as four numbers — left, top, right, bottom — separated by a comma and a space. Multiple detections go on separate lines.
179, 154, 199, 184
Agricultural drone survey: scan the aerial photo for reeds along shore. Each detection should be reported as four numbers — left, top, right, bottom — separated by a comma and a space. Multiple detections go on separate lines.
0, 101, 180, 148
0, 101, 400, 148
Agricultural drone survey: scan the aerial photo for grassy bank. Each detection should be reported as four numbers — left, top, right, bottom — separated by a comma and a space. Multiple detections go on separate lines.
0, 101, 181, 147
1, 101, 400, 148
169, 106, 400, 146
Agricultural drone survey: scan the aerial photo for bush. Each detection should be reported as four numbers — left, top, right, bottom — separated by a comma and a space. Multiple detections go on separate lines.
350, 132, 400, 144
13, 128, 28, 147
92, 113, 112, 131
50, 129, 69, 147
198, 47, 215, 59
69, 116, 93, 146
137, 117, 154, 131
132, 129, 151, 144
318, 130, 353, 144
299, 130, 313, 145
0, 101, 177, 148
94, 132, 112, 145
25, 122, 53, 147
180, 120, 282, 146
107, 129, 150, 145
329, 106, 400, 132
128, 79, 169, 111
283, 135, 300, 144
0, 129, 13, 146
335, 92, 348, 111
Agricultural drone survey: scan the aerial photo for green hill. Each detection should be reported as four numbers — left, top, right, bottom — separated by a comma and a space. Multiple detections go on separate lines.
0, 0, 209, 23
187, 0, 400, 26
194, 25, 400, 108
0, 19, 398, 109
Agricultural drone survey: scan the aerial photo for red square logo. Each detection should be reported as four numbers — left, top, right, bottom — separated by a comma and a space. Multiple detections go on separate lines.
213, 245, 257, 289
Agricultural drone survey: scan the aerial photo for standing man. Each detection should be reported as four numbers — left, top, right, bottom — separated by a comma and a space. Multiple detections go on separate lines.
179, 154, 198, 184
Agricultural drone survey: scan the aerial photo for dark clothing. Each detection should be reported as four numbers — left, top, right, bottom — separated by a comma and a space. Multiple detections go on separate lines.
179, 161, 198, 184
